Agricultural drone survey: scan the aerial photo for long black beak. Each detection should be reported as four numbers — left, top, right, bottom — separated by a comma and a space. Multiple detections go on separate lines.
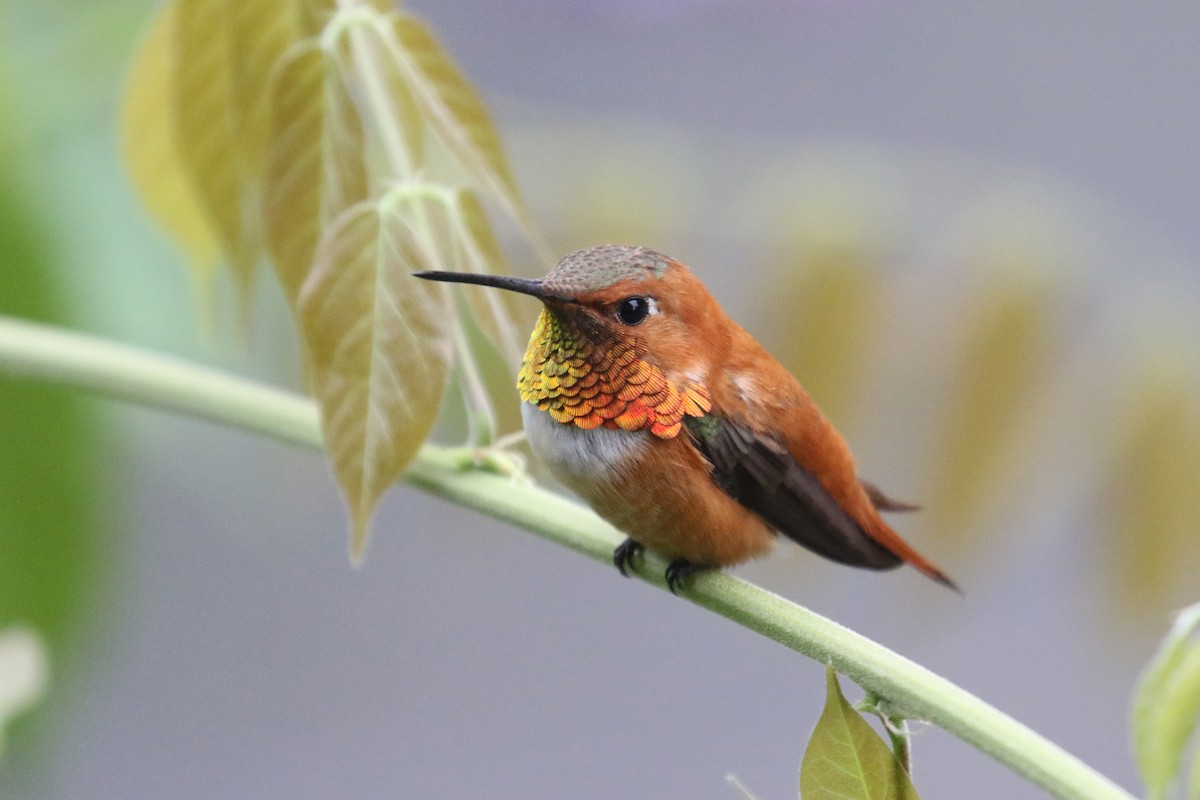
413, 271, 570, 302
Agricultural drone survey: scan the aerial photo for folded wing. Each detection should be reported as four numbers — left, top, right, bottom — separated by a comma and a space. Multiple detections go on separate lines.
685, 414, 903, 570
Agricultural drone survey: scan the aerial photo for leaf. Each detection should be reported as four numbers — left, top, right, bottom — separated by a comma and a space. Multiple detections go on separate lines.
389, 11, 528, 226
263, 41, 368, 304
297, 199, 453, 561
228, 0, 305, 179
451, 188, 526, 368
119, 0, 220, 284
126, 0, 307, 307
174, 0, 298, 294
801, 667, 921, 800
173, 0, 258, 288
298, 0, 390, 33
388, 189, 512, 442
296, 0, 335, 37
1153, 647, 1200, 799
329, 13, 425, 181
1133, 602, 1200, 800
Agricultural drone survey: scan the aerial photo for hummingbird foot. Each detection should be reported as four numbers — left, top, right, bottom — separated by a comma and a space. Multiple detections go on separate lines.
613, 538, 644, 577
664, 559, 706, 595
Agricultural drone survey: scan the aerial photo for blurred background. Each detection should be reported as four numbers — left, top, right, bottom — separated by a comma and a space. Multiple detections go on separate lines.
3, 1, 1200, 798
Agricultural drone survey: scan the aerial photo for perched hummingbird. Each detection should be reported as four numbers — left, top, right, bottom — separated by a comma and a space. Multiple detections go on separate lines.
416, 245, 955, 593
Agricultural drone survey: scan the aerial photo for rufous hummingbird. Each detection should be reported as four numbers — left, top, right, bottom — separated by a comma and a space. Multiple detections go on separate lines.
416, 245, 955, 593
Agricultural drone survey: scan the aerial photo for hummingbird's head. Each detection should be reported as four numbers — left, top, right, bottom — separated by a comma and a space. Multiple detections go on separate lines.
415, 245, 720, 437
416, 244, 717, 360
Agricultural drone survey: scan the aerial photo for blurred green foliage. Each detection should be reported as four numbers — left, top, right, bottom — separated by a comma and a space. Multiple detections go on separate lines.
1107, 351, 1200, 613
759, 220, 882, 427
922, 268, 1063, 548
0, 16, 112, 787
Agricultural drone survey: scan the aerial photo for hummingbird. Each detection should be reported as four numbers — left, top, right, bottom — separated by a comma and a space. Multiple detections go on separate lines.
416, 245, 955, 594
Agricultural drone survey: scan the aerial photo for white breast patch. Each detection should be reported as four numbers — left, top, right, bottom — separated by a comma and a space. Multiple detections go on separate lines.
521, 403, 646, 486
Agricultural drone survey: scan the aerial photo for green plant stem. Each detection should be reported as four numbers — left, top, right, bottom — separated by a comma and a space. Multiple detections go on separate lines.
859, 690, 913, 774
887, 718, 913, 776
0, 314, 1135, 800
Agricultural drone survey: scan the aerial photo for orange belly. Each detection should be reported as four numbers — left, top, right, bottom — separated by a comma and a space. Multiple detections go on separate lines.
572, 433, 775, 567
524, 402, 775, 566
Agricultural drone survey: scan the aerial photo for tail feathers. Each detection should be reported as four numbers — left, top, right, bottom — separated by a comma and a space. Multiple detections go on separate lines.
858, 479, 957, 591
861, 480, 921, 513
866, 517, 960, 593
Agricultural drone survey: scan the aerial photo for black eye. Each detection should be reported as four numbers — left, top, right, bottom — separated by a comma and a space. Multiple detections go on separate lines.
616, 296, 651, 326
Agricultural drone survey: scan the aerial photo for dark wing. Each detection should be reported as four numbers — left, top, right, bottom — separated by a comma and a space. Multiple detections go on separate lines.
684, 414, 902, 570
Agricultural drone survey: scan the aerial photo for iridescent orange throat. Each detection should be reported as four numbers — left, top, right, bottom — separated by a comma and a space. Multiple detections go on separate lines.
518, 309, 711, 439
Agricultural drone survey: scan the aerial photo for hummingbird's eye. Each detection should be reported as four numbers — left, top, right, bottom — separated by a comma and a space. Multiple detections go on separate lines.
615, 296, 654, 326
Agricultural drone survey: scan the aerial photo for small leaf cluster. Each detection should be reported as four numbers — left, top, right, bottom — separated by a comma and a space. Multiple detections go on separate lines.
120, 0, 537, 558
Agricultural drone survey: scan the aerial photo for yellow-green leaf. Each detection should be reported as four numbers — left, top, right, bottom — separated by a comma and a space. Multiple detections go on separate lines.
452, 188, 525, 368
801, 667, 921, 800
382, 187, 512, 441
390, 11, 527, 225
296, 0, 334, 37
119, 0, 220, 283
298, 0, 390, 33
263, 41, 368, 304
174, 0, 263, 291
229, 0, 305, 179
1133, 602, 1200, 800
329, 13, 425, 181
298, 200, 452, 561
1153, 645, 1200, 800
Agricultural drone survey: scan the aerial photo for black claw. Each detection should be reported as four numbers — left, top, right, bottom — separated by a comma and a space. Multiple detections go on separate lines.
664, 559, 704, 595
613, 538, 644, 577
